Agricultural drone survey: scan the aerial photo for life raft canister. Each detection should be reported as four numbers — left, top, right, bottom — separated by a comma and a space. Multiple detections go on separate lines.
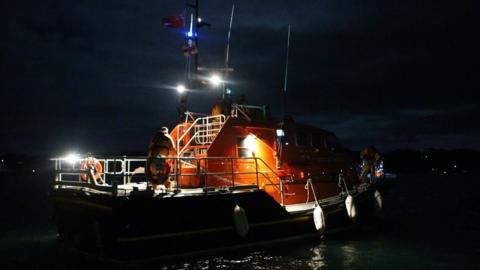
80, 157, 103, 182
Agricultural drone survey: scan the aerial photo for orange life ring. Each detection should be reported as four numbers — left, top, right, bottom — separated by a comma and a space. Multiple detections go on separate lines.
147, 157, 171, 185
80, 157, 103, 182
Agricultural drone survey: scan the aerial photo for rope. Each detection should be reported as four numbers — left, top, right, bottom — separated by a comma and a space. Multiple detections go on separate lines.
339, 173, 350, 196
305, 179, 319, 206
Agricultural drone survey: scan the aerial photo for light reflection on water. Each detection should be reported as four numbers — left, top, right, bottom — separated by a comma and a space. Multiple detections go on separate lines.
308, 244, 327, 270
157, 242, 364, 270
340, 243, 359, 269
1, 226, 479, 270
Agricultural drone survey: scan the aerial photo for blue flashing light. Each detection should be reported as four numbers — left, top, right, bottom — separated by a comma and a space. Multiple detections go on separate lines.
185, 31, 197, 38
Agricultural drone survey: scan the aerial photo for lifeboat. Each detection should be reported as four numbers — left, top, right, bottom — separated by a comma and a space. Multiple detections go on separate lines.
48, 3, 391, 259
50, 104, 388, 259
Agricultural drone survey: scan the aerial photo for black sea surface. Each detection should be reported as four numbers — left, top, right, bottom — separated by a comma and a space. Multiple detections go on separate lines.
0, 171, 479, 269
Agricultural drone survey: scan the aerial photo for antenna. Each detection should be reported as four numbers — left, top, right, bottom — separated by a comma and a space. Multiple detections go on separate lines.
282, 24, 291, 117
225, 4, 235, 78
222, 4, 235, 100
194, 0, 199, 72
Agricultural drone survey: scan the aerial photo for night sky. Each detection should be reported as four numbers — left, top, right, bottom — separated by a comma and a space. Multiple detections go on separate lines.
1, 0, 478, 155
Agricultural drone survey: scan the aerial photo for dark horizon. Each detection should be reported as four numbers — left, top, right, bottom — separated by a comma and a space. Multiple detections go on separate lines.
1, 0, 478, 155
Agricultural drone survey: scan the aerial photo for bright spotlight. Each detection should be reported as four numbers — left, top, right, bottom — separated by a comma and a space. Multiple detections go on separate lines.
176, 84, 186, 93
209, 74, 222, 86
64, 153, 80, 165
243, 134, 257, 156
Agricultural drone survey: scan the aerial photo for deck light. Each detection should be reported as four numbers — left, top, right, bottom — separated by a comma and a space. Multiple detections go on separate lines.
209, 74, 222, 86
64, 153, 80, 165
276, 129, 285, 137
244, 134, 257, 156
176, 84, 186, 94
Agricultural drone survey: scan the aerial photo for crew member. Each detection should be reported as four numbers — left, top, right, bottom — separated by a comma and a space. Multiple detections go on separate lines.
359, 145, 381, 182
80, 153, 104, 185
147, 127, 176, 190
211, 98, 223, 116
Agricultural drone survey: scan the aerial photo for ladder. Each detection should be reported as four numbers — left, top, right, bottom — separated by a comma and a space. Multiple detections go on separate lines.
176, 114, 226, 157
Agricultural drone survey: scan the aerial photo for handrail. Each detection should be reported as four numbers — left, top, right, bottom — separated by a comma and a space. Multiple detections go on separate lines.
255, 157, 287, 205
231, 104, 267, 121
52, 155, 287, 204
176, 117, 203, 156
176, 114, 226, 156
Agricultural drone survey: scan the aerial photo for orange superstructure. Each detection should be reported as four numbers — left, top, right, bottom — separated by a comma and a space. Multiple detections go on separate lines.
167, 104, 360, 206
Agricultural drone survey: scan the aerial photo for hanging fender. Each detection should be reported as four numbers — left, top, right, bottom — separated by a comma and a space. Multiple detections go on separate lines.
313, 205, 326, 233
345, 195, 357, 221
374, 190, 383, 210
233, 205, 249, 238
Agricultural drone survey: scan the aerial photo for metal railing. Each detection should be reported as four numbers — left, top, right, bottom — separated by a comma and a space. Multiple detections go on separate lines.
176, 114, 226, 156
53, 155, 146, 186
231, 104, 267, 121
52, 155, 286, 204
194, 115, 225, 145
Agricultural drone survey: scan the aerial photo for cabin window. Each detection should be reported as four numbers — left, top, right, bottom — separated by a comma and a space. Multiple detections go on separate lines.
276, 129, 289, 146
326, 134, 342, 151
312, 133, 326, 149
296, 131, 310, 146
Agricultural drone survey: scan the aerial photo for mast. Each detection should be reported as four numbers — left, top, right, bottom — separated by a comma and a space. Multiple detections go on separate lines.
194, 0, 199, 73
225, 4, 235, 79
223, 4, 235, 99
283, 24, 291, 117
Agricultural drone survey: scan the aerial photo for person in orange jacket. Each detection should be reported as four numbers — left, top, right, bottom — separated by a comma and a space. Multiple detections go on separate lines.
147, 127, 176, 190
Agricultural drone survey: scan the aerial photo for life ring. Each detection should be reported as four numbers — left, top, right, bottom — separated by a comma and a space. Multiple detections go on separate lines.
345, 195, 357, 221
80, 157, 103, 182
233, 205, 249, 238
147, 157, 171, 185
313, 205, 326, 233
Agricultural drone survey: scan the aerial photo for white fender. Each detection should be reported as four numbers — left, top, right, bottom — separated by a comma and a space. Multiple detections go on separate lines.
345, 195, 357, 221
313, 205, 326, 233
233, 205, 249, 238
374, 190, 383, 210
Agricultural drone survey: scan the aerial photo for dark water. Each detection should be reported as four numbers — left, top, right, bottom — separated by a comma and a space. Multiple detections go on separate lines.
1, 172, 479, 269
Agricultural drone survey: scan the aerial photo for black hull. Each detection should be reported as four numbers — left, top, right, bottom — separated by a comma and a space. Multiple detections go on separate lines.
51, 189, 377, 260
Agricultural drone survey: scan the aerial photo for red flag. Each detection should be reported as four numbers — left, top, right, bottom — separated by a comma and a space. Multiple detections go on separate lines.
162, 14, 184, 28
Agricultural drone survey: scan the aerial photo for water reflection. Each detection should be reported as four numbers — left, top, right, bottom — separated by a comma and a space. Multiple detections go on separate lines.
340, 243, 359, 269
308, 244, 327, 269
